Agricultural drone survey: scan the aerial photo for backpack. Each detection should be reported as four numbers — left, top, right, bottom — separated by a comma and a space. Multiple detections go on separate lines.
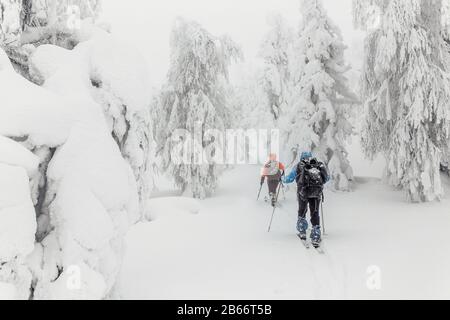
265, 161, 281, 176
297, 159, 325, 199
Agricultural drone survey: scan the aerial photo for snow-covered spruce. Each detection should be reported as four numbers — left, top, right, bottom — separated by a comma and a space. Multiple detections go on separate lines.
0, 134, 38, 300
1, 0, 106, 84
1, 17, 154, 297
282, 0, 358, 191
259, 14, 293, 123
355, 0, 450, 202
0, 0, 22, 46
20, 0, 102, 48
158, 18, 241, 199
29, 26, 156, 216
230, 67, 274, 131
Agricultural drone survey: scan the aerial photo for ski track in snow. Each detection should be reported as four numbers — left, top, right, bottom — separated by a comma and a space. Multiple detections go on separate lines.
118, 166, 450, 300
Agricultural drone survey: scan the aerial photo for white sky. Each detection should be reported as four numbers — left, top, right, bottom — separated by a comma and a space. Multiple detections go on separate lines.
102, 0, 365, 87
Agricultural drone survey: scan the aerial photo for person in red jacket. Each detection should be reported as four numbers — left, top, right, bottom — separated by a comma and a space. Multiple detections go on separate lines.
260, 153, 285, 207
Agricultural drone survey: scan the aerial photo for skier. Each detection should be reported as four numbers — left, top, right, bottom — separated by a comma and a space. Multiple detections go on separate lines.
260, 153, 285, 207
283, 152, 329, 247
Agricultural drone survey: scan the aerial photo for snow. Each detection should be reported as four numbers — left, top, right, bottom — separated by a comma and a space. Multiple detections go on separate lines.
29, 28, 155, 214
1, 26, 143, 297
0, 161, 37, 300
26, 38, 141, 298
145, 197, 201, 221
89, 34, 152, 112
0, 0, 21, 46
29, 45, 73, 81
0, 282, 17, 300
0, 163, 37, 261
41, 262, 108, 300
0, 52, 74, 147
119, 163, 450, 299
0, 136, 40, 176
1, 0, 449, 301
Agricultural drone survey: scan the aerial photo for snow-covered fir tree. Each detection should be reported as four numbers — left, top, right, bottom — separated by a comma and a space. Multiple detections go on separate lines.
259, 14, 293, 122
282, 0, 358, 191
1, 0, 103, 81
1, 1, 156, 298
21, 0, 102, 47
160, 18, 241, 199
0, 0, 22, 46
229, 65, 273, 130
354, 0, 450, 202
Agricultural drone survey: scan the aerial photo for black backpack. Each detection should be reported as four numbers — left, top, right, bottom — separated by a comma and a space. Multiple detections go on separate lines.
296, 158, 324, 199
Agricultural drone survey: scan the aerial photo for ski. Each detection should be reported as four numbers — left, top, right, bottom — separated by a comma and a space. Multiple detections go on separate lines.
298, 234, 325, 254
264, 198, 282, 208
297, 234, 310, 249
313, 244, 325, 254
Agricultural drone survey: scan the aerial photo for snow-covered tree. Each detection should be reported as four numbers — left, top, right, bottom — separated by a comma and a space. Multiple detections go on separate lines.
0, 0, 22, 46
160, 18, 241, 199
232, 68, 274, 131
1, 3, 155, 298
282, 0, 358, 191
20, 0, 102, 47
1, 0, 104, 82
86, 34, 156, 215
259, 14, 293, 122
443, 0, 450, 41
355, 0, 450, 202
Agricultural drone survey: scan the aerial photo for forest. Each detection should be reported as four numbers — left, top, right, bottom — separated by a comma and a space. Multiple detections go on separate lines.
1, 0, 450, 300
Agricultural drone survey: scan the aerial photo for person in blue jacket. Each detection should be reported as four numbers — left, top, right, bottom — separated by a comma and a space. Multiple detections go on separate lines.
283, 151, 329, 246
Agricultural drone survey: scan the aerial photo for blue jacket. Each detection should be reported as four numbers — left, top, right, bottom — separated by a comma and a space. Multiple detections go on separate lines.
283, 167, 299, 184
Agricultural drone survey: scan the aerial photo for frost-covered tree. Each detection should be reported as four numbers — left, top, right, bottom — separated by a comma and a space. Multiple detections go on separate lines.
1, 0, 103, 81
160, 18, 241, 199
0, 0, 22, 46
21, 0, 102, 48
1, 0, 102, 47
1, 3, 154, 299
86, 35, 156, 215
282, 0, 358, 191
354, 0, 450, 202
232, 68, 274, 130
259, 14, 293, 122
443, 0, 450, 41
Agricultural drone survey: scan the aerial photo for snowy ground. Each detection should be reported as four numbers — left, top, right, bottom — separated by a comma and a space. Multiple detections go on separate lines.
118, 149, 450, 300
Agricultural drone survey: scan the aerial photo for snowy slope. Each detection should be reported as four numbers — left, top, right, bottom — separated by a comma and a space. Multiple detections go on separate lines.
118, 159, 450, 300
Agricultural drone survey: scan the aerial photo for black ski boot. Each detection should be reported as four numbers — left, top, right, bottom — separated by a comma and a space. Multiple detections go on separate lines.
271, 193, 277, 207
297, 218, 308, 240
311, 226, 322, 248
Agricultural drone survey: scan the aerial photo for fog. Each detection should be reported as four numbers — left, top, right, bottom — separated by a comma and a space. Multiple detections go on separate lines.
102, 0, 365, 87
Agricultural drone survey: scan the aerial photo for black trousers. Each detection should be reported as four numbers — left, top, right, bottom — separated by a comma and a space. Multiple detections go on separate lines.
298, 196, 321, 227
267, 179, 280, 194
265, 171, 282, 194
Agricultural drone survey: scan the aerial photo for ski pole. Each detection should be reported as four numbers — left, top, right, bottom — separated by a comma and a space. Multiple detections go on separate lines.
281, 183, 286, 200
267, 181, 283, 233
257, 183, 263, 201
321, 194, 326, 236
